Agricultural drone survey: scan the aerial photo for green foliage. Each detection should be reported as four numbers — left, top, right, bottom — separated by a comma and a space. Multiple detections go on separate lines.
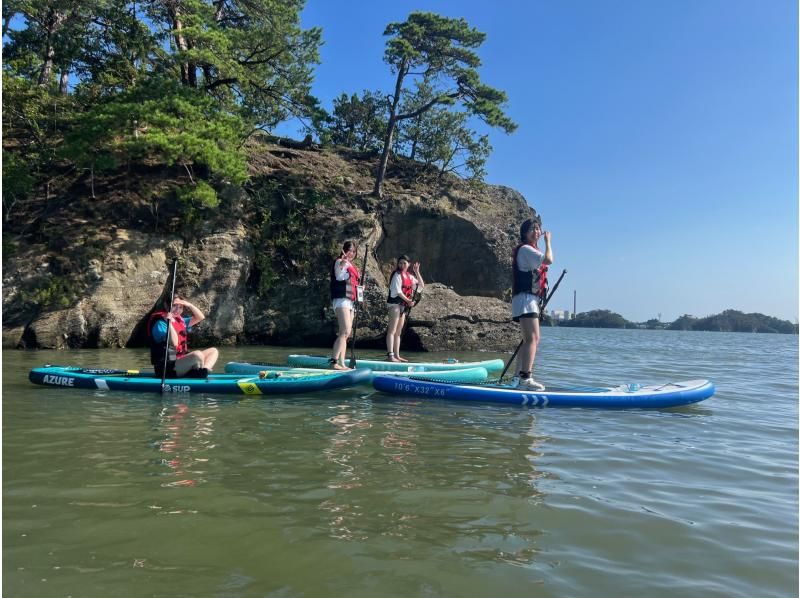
3, 0, 321, 214
19, 275, 82, 310
402, 104, 491, 182
252, 209, 278, 295
177, 180, 218, 208
325, 90, 387, 152
2, 74, 75, 179
667, 315, 698, 331
690, 310, 797, 334
5, 0, 321, 125
3, 0, 94, 88
72, 0, 159, 95
2, 150, 34, 219
62, 78, 248, 185
134, 0, 322, 127
559, 309, 798, 334
559, 309, 632, 329
382, 12, 518, 131
2, 234, 19, 257
247, 176, 334, 296
374, 11, 516, 195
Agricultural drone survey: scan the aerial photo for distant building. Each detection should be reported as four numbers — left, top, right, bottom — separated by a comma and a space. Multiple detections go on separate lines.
551, 310, 570, 321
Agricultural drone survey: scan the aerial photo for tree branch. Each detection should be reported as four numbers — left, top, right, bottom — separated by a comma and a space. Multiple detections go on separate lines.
205, 77, 238, 90
396, 91, 460, 121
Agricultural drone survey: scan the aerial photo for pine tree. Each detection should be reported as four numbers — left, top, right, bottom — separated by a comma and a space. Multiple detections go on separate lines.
326, 90, 387, 152
373, 12, 516, 197
3, 0, 322, 218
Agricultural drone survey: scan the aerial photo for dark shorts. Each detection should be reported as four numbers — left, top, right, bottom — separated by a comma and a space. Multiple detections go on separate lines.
512, 313, 538, 323
155, 364, 208, 379
154, 363, 178, 379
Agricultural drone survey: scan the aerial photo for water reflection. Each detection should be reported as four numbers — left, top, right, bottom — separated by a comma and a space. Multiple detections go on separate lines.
380, 402, 421, 475
5, 337, 797, 596
320, 402, 373, 539
151, 400, 219, 490
316, 400, 550, 565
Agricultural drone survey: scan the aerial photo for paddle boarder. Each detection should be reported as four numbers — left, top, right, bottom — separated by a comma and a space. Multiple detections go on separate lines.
510, 219, 553, 389
148, 296, 219, 378
330, 240, 361, 370
386, 255, 424, 362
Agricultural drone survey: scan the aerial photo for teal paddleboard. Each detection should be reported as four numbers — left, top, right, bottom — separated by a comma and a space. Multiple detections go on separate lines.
286, 354, 504, 373
29, 365, 371, 395
225, 361, 490, 384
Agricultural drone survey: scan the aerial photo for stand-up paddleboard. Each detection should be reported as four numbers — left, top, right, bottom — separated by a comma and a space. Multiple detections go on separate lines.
29, 365, 371, 395
287, 354, 505, 373
225, 361, 490, 384
372, 376, 715, 409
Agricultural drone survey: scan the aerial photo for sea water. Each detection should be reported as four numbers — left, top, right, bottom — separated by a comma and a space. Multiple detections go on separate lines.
3, 328, 797, 596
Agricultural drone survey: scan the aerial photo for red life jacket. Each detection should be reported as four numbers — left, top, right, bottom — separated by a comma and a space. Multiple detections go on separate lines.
512, 243, 548, 298
330, 259, 360, 301
147, 310, 189, 364
387, 270, 415, 304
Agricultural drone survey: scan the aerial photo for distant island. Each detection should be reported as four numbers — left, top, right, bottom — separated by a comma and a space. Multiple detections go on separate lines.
549, 309, 798, 334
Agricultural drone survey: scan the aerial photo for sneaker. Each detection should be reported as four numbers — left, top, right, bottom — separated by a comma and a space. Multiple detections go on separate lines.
520, 378, 545, 391
509, 376, 521, 388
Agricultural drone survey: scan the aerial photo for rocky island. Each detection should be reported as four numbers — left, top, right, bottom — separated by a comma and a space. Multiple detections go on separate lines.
3, 141, 533, 352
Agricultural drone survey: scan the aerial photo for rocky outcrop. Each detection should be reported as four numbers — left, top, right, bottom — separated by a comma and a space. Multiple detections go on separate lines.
2, 143, 539, 351
376, 185, 529, 298
9, 230, 177, 349
398, 283, 518, 351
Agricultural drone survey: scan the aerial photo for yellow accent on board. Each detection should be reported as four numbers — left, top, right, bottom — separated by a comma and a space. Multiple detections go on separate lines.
237, 381, 262, 395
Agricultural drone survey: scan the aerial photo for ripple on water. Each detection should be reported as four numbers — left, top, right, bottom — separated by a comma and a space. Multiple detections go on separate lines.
4, 332, 798, 596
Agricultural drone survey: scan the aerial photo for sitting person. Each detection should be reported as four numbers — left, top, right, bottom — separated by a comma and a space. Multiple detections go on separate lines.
148, 296, 219, 378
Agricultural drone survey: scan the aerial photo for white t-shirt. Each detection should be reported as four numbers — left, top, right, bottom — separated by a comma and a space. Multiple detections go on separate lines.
388, 272, 418, 301
511, 245, 544, 318
334, 259, 352, 281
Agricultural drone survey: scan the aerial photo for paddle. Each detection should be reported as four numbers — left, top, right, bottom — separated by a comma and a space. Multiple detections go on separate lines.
400, 289, 422, 342
80, 368, 141, 376
160, 259, 178, 394
499, 268, 567, 380
348, 244, 369, 368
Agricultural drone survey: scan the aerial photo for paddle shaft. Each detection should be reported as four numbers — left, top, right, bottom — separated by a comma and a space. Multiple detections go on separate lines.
348, 245, 369, 368
160, 259, 178, 394
400, 289, 421, 340
499, 268, 567, 380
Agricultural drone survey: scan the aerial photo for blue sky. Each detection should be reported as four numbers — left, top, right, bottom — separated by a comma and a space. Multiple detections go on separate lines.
282, 0, 798, 322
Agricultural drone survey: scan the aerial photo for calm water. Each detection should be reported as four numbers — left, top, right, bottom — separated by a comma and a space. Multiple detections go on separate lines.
3, 328, 798, 597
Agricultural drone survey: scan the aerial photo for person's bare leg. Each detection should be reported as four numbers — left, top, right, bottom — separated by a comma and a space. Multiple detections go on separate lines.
517, 318, 536, 377
199, 347, 218, 370
395, 312, 408, 361
518, 316, 544, 388
332, 308, 353, 369
386, 309, 398, 356
386, 308, 402, 361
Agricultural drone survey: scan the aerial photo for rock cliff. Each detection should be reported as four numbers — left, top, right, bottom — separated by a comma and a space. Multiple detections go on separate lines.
2, 141, 538, 351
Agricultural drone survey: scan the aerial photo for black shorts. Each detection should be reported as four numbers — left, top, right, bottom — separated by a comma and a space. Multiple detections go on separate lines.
512, 312, 539, 323
154, 363, 177, 379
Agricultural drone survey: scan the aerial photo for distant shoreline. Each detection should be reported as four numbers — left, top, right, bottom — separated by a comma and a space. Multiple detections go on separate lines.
546, 309, 798, 334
